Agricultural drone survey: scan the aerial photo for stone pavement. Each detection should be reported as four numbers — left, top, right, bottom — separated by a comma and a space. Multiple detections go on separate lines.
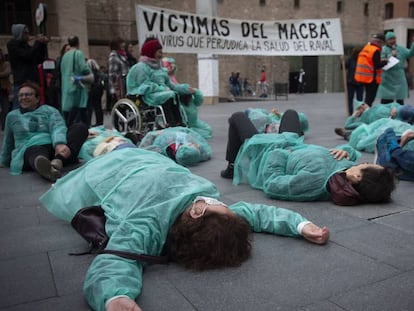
1, 92, 414, 311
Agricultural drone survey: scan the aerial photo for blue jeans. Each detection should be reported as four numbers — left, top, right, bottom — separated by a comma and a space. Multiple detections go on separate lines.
391, 146, 414, 181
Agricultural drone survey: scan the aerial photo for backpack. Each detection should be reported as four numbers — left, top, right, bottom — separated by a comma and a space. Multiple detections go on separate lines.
70, 205, 169, 264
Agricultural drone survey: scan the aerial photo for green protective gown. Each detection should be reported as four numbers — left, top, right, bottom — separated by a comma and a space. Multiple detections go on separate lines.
78, 126, 134, 162
344, 102, 401, 130
39, 147, 308, 311
349, 118, 414, 153
0, 105, 67, 175
180, 88, 213, 139
377, 43, 414, 100
246, 108, 309, 134
60, 49, 91, 112
234, 132, 360, 201
126, 62, 190, 107
138, 126, 211, 162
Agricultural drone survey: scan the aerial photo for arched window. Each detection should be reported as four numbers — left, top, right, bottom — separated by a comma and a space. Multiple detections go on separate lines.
385, 2, 394, 19
0, 0, 33, 35
409, 2, 414, 18
294, 0, 300, 9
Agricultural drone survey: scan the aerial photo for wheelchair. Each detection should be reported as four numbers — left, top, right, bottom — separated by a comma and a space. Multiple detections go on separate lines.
110, 95, 188, 135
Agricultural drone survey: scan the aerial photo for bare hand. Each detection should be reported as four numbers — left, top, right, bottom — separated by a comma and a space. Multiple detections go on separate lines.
55, 144, 71, 159
329, 149, 349, 160
400, 130, 414, 147
106, 297, 142, 311
301, 223, 330, 245
389, 107, 397, 119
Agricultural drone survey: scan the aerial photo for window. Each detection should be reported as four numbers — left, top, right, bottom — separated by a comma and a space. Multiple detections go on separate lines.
259, 0, 266, 6
337, 1, 343, 13
364, 2, 369, 16
294, 0, 300, 9
0, 0, 33, 35
409, 2, 414, 18
385, 3, 394, 19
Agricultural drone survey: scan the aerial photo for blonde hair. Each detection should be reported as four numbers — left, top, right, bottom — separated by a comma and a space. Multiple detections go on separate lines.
87, 58, 100, 71
93, 136, 121, 157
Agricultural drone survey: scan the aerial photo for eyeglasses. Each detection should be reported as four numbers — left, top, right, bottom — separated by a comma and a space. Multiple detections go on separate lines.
18, 93, 35, 98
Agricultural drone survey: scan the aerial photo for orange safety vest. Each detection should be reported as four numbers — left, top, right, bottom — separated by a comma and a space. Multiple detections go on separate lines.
354, 44, 382, 84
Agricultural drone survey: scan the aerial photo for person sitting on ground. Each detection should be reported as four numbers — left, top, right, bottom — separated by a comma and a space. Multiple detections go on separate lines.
375, 127, 414, 181
222, 109, 396, 205
39, 146, 329, 311
348, 117, 414, 153
139, 126, 211, 167
334, 100, 414, 140
162, 57, 212, 139
220, 109, 309, 179
0, 81, 88, 181
126, 38, 195, 127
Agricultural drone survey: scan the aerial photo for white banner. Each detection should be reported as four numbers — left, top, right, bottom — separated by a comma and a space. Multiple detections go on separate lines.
136, 5, 344, 56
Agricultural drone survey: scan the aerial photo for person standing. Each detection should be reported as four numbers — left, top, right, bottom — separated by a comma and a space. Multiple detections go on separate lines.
259, 67, 268, 98
86, 59, 104, 127
60, 35, 93, 126
6, 24, 48, 110
377, 31, 414, 105
126, 42, 137, 67
296, 68, 306, 94
0, 49, 11, 130
354, 33, 387, 107
107, 37, 130, 111
344, 47, 364, 115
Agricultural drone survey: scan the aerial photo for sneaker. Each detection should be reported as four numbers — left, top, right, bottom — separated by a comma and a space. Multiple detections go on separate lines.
34, 156, 57, 182
220, 163, 234, 179
334, 127, 351, 140
374, 128, 400, 167
51, 159, 63, 178
51, 159, 63, 170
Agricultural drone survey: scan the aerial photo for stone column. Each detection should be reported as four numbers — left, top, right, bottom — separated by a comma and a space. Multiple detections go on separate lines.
196, 0, 219, 105
55, 0, 89, 57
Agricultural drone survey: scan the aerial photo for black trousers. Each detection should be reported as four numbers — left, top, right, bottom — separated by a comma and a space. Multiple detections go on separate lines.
225, 111, 258, 163
381, 99, 404, 105
22, 123, 89, 171
364, 82, 379, 106
163, 97, 183, 127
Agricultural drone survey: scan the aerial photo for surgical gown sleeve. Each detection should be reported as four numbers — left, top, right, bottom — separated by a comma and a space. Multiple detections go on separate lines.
229, 201, 306, 236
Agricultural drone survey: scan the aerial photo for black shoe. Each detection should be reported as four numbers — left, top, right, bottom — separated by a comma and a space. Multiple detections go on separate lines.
34, 156, 57, 182
279, 109, 302, 135
334, 127, 351, 140
220, 163, 234, 179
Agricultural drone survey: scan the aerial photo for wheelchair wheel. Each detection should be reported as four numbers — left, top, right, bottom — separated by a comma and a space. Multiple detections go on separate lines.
111, 98, 142, 134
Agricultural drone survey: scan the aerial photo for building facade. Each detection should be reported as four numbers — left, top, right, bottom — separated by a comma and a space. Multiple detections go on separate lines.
0, 0, 393, 98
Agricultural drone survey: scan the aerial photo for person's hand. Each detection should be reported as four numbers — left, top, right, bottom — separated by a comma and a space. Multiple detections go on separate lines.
88, 131, 98, 139
301, 223, 329, 245
389, 107, 397, 119
189, 87, 196, 94
400, 130, 414, 147
329, 149, 349, 160
106, 297, 142, 311
55, 144, 71, 159
352, 109, 362, 117
36, 34, 49, 43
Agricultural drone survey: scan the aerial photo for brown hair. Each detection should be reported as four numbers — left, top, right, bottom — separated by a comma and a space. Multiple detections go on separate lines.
110, 37, 125, 51
168, 213, 252, 270
19, 81, 40, 97
353, 166, 396, 203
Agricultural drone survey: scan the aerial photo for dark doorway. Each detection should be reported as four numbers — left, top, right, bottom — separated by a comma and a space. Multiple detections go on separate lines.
289, 56, 318, 93
302, 56, 318, 93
